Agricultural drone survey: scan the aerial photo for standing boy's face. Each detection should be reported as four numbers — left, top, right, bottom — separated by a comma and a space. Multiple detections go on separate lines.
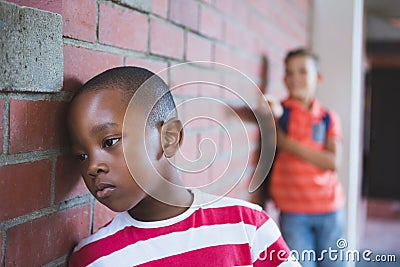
68, 88, 149, 212
284, 55, 321, 104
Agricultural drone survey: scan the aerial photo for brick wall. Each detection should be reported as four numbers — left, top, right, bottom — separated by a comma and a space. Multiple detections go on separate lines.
0, 0, 311, 266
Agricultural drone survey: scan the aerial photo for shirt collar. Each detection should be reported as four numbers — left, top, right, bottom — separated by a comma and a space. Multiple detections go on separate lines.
283, 97, 324, 117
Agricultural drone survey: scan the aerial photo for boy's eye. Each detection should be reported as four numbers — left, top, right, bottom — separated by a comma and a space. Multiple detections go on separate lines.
77, 153, 88, 162
300, 69, 307, 74
103, 137, 120, 148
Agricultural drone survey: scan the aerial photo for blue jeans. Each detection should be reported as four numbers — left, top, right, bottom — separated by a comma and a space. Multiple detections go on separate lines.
280, 209, 346, 267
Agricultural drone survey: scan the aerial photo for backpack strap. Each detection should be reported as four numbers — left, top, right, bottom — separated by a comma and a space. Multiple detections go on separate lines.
277, 105, 291, 134
278, 105, 331, 138
322, 110, 331, 133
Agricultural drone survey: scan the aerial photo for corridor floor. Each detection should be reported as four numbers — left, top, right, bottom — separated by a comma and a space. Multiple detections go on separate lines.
356, 199, 400, 267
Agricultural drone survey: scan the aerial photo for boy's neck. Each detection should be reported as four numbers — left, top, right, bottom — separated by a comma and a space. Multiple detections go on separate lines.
128, 189, 193, 222
290, 96, 314, 110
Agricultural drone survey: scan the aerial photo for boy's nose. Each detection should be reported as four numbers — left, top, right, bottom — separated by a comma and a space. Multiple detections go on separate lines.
87, 156, 109, 177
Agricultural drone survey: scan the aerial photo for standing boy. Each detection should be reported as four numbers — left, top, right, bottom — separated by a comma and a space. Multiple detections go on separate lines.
269, 48, 346, 267
67, 66, 300, 266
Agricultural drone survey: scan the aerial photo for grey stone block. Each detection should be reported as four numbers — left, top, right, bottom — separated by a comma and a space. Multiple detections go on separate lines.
111, 0, 152, 13
0, 1, 63, 92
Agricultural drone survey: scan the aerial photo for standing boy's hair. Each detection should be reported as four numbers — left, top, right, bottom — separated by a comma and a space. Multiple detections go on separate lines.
72, 66, 177, 129
284, 48, 320, 71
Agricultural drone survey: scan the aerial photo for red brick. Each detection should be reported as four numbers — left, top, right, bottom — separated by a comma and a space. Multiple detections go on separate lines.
63, 0, 96, 42
199, 130, 221, 160
242, 57, 262, 82
150, 19, 184, 59
169, 64, 213, 94
294, 0, 310, 18
63, 45, 123, 91
0, 160, 51, 221
6, 205, 91, 267
223, 154, 248, 192
282, 0, 307, 30
232, 1, 249, 24
213, 0, 232, 14
214, 44, 233, 67
224, 22, 243, 49
93, 202, 118, 233
0, 99, 4, 154
125, 57, 168, 74
220, 77, 248, 101
99, 3, 148, 51
171, 80, 199, 98
5, 0, 62, 14
248, 0, 276, 24
186, 33, 212, 62
226, 167, 253, 200
169, 0, 199, 30
152, 0, 168, 18
226, 53, 248, 76
229, 25, 256, 53
212, 156, 249, 198
249, 15, 273, 40
209, 157, 229, 186
215, 1, 248, 27
230, 127, 251, 152
55, 156, 88, 203
272, 4, 305, 46
199, 6, 223, 40
197, 83, 224, 98
178, 93, 218, 129
245, 124, 260, 145
9, 100, 68, 154
194, 64, 225, 85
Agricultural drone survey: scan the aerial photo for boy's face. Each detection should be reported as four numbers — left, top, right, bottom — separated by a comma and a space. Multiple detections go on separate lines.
284, 55, 321, 104
68, 88, 150, 212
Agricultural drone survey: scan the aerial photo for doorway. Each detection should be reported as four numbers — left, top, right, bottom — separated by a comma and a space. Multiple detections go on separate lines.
363, 67, 400, 200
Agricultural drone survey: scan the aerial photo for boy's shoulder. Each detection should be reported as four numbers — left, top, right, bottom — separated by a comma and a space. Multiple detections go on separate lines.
281, 97, 340, 123
196, 190, 268, 225
195, 189, 263, 212
72, 211, 130, 253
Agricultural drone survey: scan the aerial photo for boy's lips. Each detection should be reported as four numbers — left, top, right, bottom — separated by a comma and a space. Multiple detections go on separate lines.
95, 182, 116, 199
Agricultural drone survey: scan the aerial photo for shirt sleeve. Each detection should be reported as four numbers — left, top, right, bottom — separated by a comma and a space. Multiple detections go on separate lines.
68, 250, 79, 267
327, 110, 342, 140
251, 210, 301, 266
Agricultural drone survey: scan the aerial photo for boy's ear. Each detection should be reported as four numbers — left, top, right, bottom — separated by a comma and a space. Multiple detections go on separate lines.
160, 118, 184, 158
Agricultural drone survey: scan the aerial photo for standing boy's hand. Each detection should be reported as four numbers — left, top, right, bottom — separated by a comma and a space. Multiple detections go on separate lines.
256, 94, 283, 118
263, 94, 283, 118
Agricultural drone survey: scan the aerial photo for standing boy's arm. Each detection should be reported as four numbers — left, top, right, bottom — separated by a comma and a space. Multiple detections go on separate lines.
277, 127, 342, 171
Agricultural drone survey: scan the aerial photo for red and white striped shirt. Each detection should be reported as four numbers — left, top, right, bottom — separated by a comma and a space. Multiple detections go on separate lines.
69, 190, 300, 267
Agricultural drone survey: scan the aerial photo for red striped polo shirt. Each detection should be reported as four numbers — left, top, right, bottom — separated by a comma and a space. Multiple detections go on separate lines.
69, 190, 300, 267
270, 98, 345, 214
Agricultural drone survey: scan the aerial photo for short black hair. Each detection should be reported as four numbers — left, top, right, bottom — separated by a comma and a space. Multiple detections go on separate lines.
284, 48, 320, 71
72, 66, 176, 129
